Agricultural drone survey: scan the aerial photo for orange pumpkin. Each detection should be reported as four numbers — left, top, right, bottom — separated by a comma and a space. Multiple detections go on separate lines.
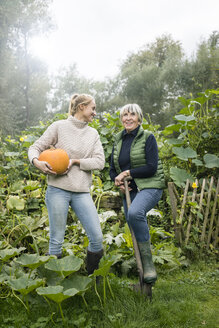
38, 148, 69, 174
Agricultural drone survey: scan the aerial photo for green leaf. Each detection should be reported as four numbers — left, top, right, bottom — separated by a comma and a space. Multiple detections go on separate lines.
111, 222, 120, 237
100, 127, 109, 136
10, 181, 24, 193
192, 159, 203, 166
92, 254, 122, 277
203, 154, 219, 168
170, 167, 194, 187
178, 96, 191, 106
36, 285, 78, 303
60, 274, 92, 295
45, 255, 83, 277
24, 180, 40, 191
7, 276, 43, 296
5, 152, 20, 157
39, 286, 78, 303
0, 247, 26, 261
15, 254, 50, 270
162, 124, 181, 136
172, 147, 197, 160
175, 114, 196, 122
166, 138, 184, 145
6, 196, 25, 210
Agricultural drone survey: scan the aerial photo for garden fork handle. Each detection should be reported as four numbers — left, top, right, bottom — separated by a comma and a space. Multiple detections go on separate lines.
124, 177, 144, 287
124, 176, 132, 208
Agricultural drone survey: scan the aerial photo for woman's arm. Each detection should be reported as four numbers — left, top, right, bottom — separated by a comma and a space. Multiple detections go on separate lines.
28, 122, 58, 164
28, 122, 58, 175
79, 133, 105, 171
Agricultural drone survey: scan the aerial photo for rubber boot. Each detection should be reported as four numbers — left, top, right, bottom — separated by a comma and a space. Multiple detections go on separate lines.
86, 249, 103, 275
137, 241, 157, 284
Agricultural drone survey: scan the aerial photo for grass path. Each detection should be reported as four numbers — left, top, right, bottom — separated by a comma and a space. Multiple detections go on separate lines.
0, 260, 218, 327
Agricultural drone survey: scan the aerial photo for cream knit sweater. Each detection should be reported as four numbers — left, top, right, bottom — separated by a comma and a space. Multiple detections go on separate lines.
28, 116, 105, 192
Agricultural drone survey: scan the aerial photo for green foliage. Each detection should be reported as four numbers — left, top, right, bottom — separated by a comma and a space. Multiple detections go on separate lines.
0, 87, 218, 323
0, 261, 218, 327
163, 89, 219, 186
89, 111, 123, 190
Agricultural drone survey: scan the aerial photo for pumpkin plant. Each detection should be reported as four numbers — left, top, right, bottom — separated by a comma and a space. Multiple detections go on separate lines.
7, 274, 44, 311
91, 253, 122, 306
45, 255, 83, 279
163, 89, 219, 186
36, 285, 78, 323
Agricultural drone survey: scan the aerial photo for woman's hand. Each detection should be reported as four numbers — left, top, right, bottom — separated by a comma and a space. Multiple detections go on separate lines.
118, 184, 132, 194
61, 159, 80, 174
114, 170, 130, 187
33, 158, 57, 175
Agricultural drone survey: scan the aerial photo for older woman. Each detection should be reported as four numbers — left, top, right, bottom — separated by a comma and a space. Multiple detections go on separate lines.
28, 94, 105, 275
110, 104, 165, 284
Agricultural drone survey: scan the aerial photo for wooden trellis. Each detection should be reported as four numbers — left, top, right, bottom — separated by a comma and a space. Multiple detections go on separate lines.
168, 177, 219, 249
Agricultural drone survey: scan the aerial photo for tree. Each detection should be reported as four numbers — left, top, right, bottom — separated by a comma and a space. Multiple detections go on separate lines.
0, 0, 53, 135
119, 34, 184, 127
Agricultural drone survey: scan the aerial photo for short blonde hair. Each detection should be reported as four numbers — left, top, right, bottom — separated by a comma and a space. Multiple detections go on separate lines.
68, 94, 94, 116
120, 104, 143, 124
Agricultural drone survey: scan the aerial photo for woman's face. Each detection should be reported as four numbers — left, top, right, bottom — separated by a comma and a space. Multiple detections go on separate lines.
121, 110, 139, 133
80, 100, 96, 122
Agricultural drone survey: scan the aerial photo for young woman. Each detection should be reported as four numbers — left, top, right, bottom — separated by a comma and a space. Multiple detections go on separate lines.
28, 94, 105, 274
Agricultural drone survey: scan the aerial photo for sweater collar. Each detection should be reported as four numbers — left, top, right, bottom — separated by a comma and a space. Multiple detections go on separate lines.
67, 115, 88, 128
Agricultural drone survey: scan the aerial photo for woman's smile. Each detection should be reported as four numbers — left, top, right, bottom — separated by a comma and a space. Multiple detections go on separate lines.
122, 111, 139, 132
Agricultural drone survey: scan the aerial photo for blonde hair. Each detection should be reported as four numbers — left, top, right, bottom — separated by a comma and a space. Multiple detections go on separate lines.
68, 94, 94, 116
120, 103, 143, 124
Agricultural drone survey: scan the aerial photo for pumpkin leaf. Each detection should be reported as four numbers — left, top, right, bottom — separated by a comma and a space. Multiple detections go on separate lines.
170, 167, 194, 187
6, 196, 25, 211
203, 154, 219, 168
36, 285, 78, 303
15, 254, 50, 270
45, 255, 83, 277
174, 114, 196, 122
162, 124, 181, 136
172, 147, 197, 160
7, 276, 44, 296
192, 159, 203, 166
92, 254, 122, 277
60, 274, 92, 295
166, 138, 184, 145
0, 247, 26, 261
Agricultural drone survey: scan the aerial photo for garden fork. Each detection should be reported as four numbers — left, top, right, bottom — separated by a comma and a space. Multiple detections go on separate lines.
124, 177, 152, 300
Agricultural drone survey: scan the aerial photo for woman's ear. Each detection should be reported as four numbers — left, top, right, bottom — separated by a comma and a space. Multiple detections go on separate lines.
79, 104, 85, 111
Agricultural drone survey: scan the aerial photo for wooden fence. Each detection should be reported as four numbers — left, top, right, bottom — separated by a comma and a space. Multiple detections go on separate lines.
168, 177, 219, 249
96, 177, 219, 249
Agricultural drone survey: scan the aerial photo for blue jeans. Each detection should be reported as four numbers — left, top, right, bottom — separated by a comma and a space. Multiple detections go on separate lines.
45, 186, 103, 255
123, 188, 163, 242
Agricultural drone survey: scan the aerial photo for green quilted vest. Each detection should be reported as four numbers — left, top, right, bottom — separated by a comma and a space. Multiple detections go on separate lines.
113, 127, 166, 190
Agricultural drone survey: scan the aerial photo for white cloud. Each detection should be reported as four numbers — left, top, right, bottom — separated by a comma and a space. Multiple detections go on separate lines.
30, 0, 219, 80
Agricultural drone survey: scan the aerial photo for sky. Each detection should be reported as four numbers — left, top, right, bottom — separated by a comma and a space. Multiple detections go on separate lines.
30, 0, 219, 80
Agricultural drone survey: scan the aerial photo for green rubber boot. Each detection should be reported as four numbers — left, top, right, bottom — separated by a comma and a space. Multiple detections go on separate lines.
137, 241, 157, 284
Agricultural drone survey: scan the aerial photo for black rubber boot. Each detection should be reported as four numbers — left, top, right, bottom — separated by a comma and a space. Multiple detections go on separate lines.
86, 249, 103, 275
137, 241, 157, 284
